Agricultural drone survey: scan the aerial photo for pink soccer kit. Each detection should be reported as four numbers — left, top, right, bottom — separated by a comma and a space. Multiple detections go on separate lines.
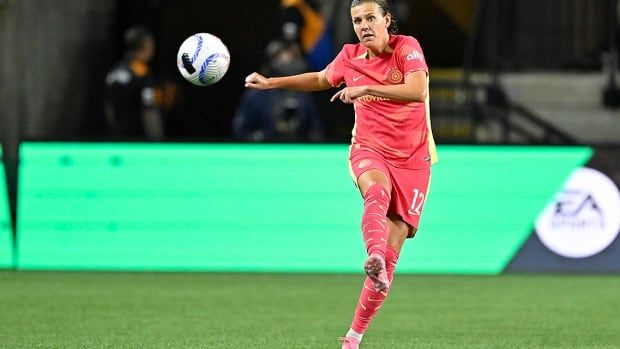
325, 35, 438, 336
325, 34, 437, 233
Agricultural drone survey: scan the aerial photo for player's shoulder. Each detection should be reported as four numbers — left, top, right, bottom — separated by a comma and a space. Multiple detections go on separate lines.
392, 35, 427, 64
391, 34, 421, 49
339, 43, 365, 59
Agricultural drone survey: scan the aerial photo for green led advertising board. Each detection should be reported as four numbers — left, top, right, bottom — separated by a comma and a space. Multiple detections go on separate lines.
0, 146, 14, 268
17, 143, 591, 273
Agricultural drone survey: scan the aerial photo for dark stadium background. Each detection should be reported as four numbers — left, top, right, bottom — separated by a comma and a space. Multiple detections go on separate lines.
1, 0, 613, 146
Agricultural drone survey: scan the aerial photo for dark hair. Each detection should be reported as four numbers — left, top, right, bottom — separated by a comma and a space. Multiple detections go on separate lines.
351, 0, 398, 34
124, 26, 153, 53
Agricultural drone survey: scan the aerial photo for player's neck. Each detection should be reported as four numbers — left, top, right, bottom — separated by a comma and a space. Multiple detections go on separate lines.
365, 36, 390, 59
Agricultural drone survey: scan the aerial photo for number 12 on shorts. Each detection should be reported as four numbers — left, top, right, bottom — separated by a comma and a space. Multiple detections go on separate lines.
408, 188, 425, 216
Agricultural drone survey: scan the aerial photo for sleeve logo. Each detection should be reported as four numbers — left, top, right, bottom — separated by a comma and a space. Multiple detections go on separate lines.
406, 50, 424, 62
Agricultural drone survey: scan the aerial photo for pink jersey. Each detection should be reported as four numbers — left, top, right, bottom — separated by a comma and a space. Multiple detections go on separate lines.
325, 35, 438, 168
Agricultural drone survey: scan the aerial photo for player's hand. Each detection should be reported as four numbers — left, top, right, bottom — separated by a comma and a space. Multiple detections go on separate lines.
244, 72, 271, 90
330, 86, 368, 104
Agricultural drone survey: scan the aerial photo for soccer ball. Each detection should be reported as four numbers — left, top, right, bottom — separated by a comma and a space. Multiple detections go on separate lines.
176, 33, 230, 87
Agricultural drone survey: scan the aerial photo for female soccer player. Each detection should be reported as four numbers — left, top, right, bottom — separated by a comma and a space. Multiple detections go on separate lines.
244, 0, 437, 347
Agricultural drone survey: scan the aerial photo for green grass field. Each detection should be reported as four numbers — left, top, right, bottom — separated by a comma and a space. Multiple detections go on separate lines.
0, 272, 618, 348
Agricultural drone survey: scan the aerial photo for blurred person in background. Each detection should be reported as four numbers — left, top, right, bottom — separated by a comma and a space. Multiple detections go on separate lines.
245, 0, 436, 347
104, 26, 164, 140
280, 0, 334, 71
233, 39, 323, 142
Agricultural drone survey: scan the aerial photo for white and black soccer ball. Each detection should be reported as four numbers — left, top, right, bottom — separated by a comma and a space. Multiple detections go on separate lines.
176, 33, 230, 87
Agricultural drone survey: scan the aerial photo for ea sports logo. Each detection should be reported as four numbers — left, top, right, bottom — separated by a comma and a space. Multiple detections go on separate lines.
535, 167, 620, 258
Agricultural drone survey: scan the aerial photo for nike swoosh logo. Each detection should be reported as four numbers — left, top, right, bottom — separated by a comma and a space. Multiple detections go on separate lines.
353, 75, 364, 82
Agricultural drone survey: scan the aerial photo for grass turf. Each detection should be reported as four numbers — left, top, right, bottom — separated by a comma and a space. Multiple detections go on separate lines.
0, 272, 618, 348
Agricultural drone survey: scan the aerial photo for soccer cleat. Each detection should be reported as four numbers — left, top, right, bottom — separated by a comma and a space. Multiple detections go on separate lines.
339, 336, 360, 349
364, 253, 390, 292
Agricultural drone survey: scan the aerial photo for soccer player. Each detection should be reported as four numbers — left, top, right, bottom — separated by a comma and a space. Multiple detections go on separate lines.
244, 1, 437, 347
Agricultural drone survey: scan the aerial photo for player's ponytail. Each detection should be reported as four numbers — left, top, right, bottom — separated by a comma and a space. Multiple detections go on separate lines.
388, 15, 399, 35
351, 0, 399, 34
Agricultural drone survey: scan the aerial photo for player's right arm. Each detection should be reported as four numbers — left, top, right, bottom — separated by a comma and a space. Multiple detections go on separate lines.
244, 70, 331, 92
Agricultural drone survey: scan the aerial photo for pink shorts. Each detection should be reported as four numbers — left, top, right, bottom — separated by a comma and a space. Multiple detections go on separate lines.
349, 149, 431, 237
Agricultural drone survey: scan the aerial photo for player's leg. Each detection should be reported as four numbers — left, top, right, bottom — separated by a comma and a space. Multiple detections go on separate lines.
385, 216, 410, 281
357, 169, 392, 291
342, 216, 410, 348
342, 166, 430, 347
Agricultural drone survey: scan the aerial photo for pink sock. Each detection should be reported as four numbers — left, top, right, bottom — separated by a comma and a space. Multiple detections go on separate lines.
362, 184, 390, 259
351, 245, 400, 334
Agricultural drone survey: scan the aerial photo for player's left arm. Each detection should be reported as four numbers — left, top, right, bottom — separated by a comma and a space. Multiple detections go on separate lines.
332, 37, 428, 104
331, 71, 427, 104
365, 70, 428, 102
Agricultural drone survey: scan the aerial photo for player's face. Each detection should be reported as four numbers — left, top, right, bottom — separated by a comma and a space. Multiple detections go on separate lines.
351, 2, 391, 52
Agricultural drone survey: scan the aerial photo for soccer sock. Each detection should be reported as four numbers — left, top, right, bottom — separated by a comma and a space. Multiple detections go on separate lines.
362, 184, 391, 259
345, 328, 363, 341
384, 245, 400, 283
351, 245, 400, 334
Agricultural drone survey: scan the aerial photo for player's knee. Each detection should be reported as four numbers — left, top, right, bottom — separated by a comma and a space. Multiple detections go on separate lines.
387, 216, 409, 248
364, 183, 390, 202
